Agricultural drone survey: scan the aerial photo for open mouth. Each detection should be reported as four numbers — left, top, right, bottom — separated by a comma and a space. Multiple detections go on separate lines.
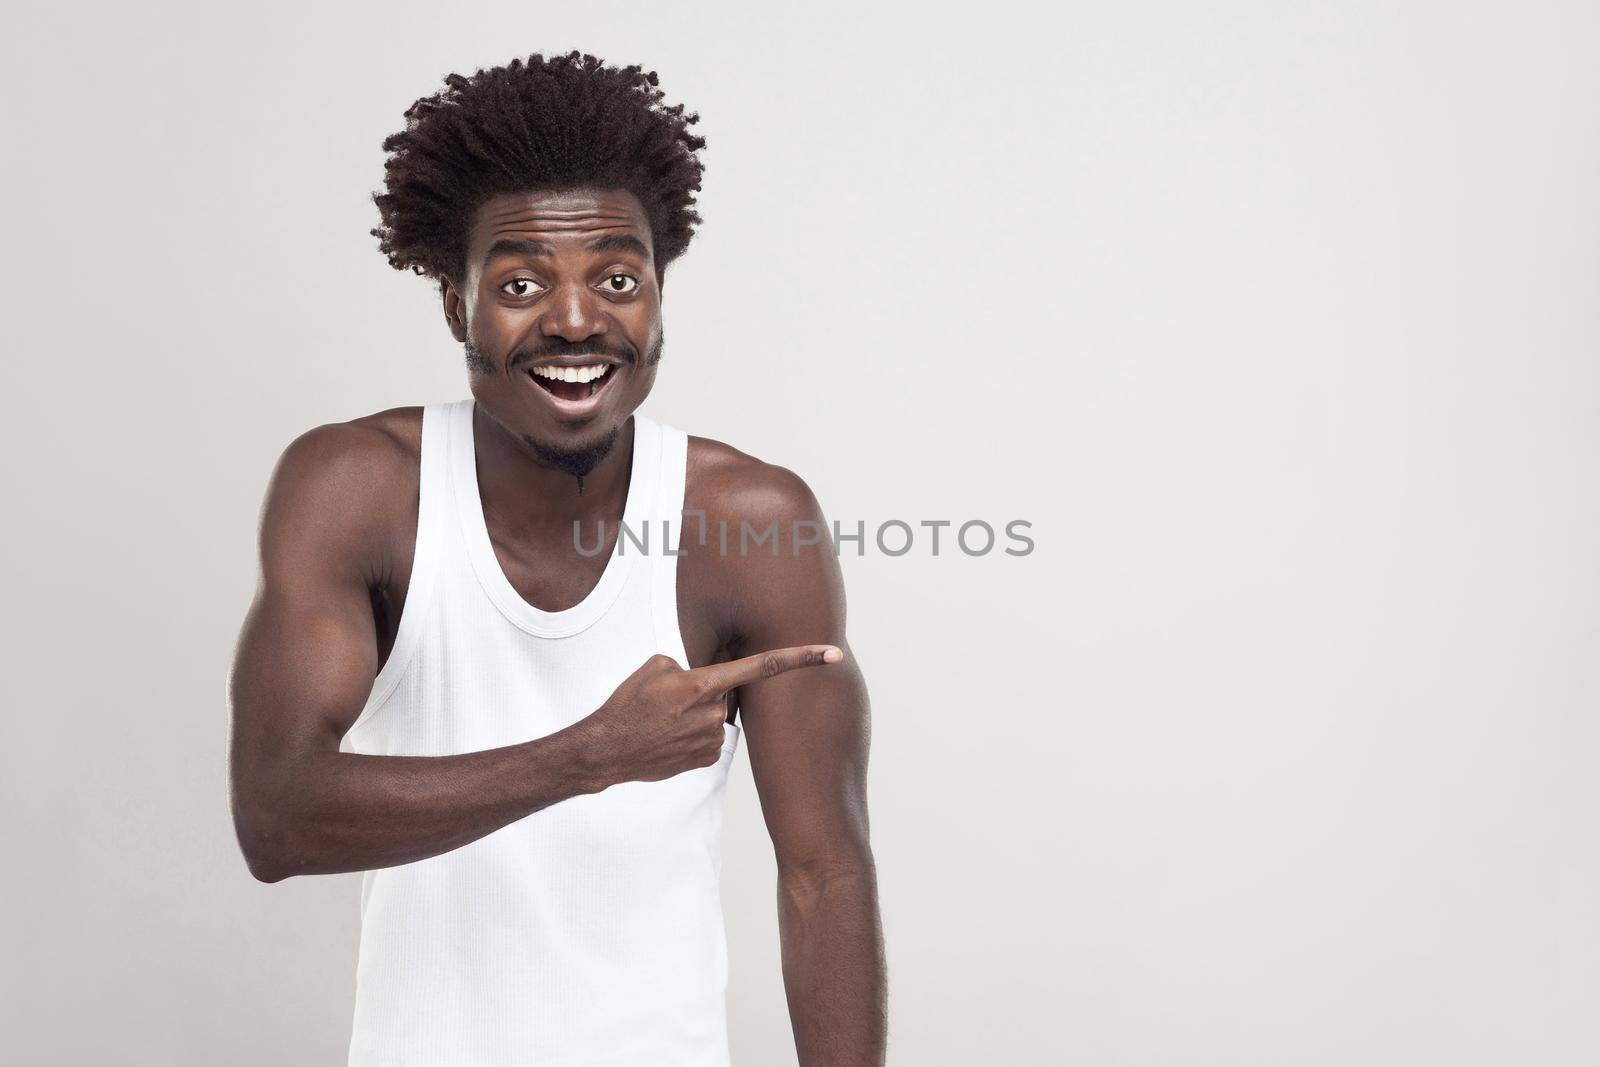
524, 362, 620, 404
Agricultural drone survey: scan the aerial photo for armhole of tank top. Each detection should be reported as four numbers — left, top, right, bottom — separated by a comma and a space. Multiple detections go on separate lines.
346, 402, 447, 738
651, 422, 693, 671
649, 425, 739, 757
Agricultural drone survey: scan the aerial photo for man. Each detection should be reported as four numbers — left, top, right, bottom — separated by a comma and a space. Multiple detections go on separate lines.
227, 51, 886, 1066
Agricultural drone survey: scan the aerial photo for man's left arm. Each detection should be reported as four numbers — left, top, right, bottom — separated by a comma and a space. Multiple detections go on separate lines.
725, 467, 887, 1066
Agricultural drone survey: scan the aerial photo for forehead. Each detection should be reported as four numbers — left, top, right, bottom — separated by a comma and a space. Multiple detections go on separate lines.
467, 188, 652, 259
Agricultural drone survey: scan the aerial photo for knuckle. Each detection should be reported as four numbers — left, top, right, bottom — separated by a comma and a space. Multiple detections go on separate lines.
760, 653, 784, 679
677, 674, 707, 701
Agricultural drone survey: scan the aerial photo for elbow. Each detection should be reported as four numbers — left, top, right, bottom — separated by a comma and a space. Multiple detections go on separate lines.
246, 854, 286, 885
232, 795, 293, 884
243, 835, 290, 883
231, 749, 315, 883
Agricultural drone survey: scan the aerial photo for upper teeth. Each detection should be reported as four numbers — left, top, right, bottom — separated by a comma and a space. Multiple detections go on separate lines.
532, 364, 611, 384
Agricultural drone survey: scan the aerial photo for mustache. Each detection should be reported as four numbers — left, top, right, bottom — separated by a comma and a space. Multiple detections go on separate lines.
513, 339, 636, 367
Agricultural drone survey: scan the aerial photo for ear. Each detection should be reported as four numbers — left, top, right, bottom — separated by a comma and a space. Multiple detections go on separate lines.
440, 277, 468, 343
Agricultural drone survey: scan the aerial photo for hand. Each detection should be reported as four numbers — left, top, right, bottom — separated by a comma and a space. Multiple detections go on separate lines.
574, 645, 843, 788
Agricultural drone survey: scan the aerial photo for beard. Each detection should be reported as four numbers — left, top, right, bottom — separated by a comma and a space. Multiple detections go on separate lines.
459, 331, 665, 480
519, 423, 622, 479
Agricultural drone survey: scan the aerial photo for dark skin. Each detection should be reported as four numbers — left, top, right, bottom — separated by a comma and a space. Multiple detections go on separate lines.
228, 188, 886, 1064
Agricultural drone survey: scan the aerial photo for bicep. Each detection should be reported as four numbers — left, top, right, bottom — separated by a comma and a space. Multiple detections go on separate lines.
729, 477, 874, 872
228, 427, 393, 784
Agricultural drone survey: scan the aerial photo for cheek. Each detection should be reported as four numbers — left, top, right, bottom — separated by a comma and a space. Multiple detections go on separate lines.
629, 362, 659, 394
475, 309, 540, 354
623, 293, 660, 328
633, 311, 663, 357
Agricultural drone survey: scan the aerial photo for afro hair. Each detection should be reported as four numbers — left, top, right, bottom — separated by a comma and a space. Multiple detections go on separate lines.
371, 51, 707, 287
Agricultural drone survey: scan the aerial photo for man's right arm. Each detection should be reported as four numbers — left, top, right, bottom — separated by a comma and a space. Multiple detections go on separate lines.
227, 421, 605, 883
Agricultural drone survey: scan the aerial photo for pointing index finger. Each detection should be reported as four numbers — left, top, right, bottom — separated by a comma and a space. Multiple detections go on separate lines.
690, 644, 843, 697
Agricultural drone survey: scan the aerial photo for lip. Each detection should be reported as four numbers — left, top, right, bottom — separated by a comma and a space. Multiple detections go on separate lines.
523, 356, 627, 370
520, 360, 626, 420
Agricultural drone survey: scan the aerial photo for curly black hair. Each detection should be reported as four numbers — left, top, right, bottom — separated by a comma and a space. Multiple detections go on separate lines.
371, 51, 707, 287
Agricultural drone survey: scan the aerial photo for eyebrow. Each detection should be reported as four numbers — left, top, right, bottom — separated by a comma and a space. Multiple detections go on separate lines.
483, 233, 650, 266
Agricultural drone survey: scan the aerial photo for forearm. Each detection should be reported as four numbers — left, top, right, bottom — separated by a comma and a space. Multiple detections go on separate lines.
236, 721, 606, 882
777, 860, 888, 1066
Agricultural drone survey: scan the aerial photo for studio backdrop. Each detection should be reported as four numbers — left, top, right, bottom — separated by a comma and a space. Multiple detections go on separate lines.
3, 1, 1596, 1064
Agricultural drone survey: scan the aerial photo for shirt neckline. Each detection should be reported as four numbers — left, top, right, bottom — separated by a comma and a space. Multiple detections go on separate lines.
450, 397, 658, 638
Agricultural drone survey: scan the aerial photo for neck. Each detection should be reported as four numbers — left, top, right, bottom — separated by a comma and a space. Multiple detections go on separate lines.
473, 404, 634, 529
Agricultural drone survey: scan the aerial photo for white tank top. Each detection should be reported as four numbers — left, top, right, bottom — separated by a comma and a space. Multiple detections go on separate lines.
340, 397, 740, 1066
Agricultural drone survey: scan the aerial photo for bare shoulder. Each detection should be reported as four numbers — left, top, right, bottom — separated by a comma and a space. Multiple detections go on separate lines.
268, 405, 421, 513
684, 434, 825, 528
682, 434, 844, 642
259, 406, 424, 587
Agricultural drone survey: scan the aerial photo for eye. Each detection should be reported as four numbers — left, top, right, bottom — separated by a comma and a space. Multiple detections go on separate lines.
600, 273, 639, 295
501, 277, 543, 298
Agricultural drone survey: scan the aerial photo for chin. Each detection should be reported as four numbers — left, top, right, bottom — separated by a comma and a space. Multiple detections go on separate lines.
519, 418, 626, 479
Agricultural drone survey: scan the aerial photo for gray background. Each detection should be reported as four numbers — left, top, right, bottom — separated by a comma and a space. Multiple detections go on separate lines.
4, 1, 1596, 1063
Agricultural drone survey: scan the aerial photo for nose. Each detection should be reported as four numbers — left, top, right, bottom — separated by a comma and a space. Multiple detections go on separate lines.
540, 280, 607, 342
